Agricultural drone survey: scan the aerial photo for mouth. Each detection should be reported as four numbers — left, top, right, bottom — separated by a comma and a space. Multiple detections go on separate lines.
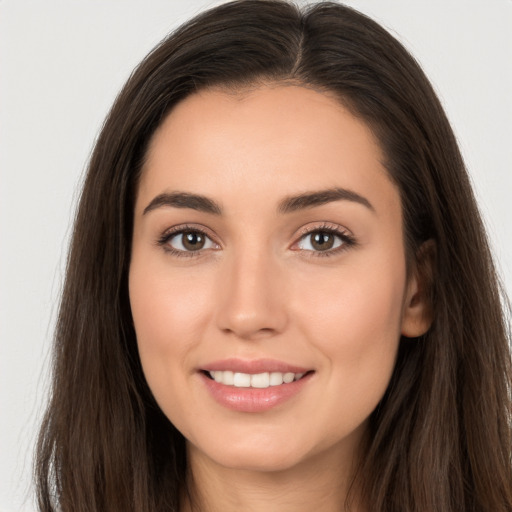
202, 370, 313, 389
198, 358, 314, 412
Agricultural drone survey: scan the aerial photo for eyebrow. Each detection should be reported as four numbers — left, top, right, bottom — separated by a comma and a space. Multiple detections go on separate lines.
278, 188, 375, 214
142, 187, 375, 216
143, 192, 222, 215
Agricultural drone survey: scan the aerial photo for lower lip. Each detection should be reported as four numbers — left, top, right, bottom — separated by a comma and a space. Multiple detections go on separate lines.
200, 372, 313, 413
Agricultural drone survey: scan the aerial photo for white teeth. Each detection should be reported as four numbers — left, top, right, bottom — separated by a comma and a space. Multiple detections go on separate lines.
233, 372, 251, 387
223, 370, 234, 385
283, 372, 295, 384
269, 372, 283, 386
208, 370, 306, 388
251, 372, 270, 388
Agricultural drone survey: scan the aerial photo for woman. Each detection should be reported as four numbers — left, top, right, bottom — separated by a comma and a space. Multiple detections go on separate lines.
35, 1, 512, 510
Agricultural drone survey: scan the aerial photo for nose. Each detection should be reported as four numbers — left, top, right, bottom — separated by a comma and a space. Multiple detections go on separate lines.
215, 247, 288, 340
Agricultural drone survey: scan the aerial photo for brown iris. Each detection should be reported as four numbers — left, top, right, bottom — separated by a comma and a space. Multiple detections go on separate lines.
311, 231, 335, 251
182, 231, 206, 251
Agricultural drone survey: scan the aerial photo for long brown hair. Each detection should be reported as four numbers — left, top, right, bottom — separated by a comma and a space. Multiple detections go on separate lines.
35, 1, 512, 510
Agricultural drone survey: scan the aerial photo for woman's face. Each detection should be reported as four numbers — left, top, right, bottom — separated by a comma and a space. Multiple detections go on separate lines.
129, 85, 427, 473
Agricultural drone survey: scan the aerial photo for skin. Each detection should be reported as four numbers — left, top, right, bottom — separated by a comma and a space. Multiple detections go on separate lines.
129, 85, 431, 512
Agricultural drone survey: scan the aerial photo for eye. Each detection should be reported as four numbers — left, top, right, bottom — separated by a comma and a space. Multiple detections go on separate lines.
294, 226, 356, 255
159, 228, 219, 254
297, 230, 343, 251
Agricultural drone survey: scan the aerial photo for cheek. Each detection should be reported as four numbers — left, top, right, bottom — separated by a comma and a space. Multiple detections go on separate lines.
294, 257, 406, 398
297, 256, 405, 336
131, 254, 212, 330
128, 257, 214, 388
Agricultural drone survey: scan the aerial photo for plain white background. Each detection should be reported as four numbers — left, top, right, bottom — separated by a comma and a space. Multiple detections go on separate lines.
1, 1, 511, 510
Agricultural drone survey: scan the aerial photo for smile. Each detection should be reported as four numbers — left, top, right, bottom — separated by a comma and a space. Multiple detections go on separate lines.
207, 370, 306, 388
199, 360, 314, 412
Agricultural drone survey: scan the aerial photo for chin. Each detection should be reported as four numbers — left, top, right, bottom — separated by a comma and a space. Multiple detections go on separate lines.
189, 436, 312, 473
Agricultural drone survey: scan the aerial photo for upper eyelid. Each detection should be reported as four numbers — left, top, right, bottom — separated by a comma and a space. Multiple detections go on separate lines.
161, 223, 219, 241
295, 222, 353, 239
160, 221, 350, 237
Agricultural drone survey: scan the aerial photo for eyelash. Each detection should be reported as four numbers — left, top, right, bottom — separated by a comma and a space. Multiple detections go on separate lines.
294, 223, 357, 258
156, 223, 357, 258
156, 224, 218, 258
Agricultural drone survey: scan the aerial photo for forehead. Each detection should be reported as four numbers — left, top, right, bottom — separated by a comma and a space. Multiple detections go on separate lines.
138, 85, 399, 219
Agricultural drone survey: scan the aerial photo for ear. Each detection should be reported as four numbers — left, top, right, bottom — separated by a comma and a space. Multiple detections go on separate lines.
401, 240, 436, 338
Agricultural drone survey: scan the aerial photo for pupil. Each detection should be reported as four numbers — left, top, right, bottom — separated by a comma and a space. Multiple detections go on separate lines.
312, 232, 334, 251
183, 231, 204, 251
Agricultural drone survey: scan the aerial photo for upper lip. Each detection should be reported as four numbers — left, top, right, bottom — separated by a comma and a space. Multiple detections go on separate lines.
200, 358, 311, 374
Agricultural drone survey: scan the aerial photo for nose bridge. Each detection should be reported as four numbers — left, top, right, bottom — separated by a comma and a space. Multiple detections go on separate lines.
215, 240, 287, 339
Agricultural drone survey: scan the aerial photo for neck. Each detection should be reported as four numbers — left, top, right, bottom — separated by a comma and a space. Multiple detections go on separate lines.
181, 441, 366, 512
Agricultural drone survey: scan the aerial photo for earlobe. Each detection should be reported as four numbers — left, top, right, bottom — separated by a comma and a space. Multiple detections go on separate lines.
401, 240, 436, 338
